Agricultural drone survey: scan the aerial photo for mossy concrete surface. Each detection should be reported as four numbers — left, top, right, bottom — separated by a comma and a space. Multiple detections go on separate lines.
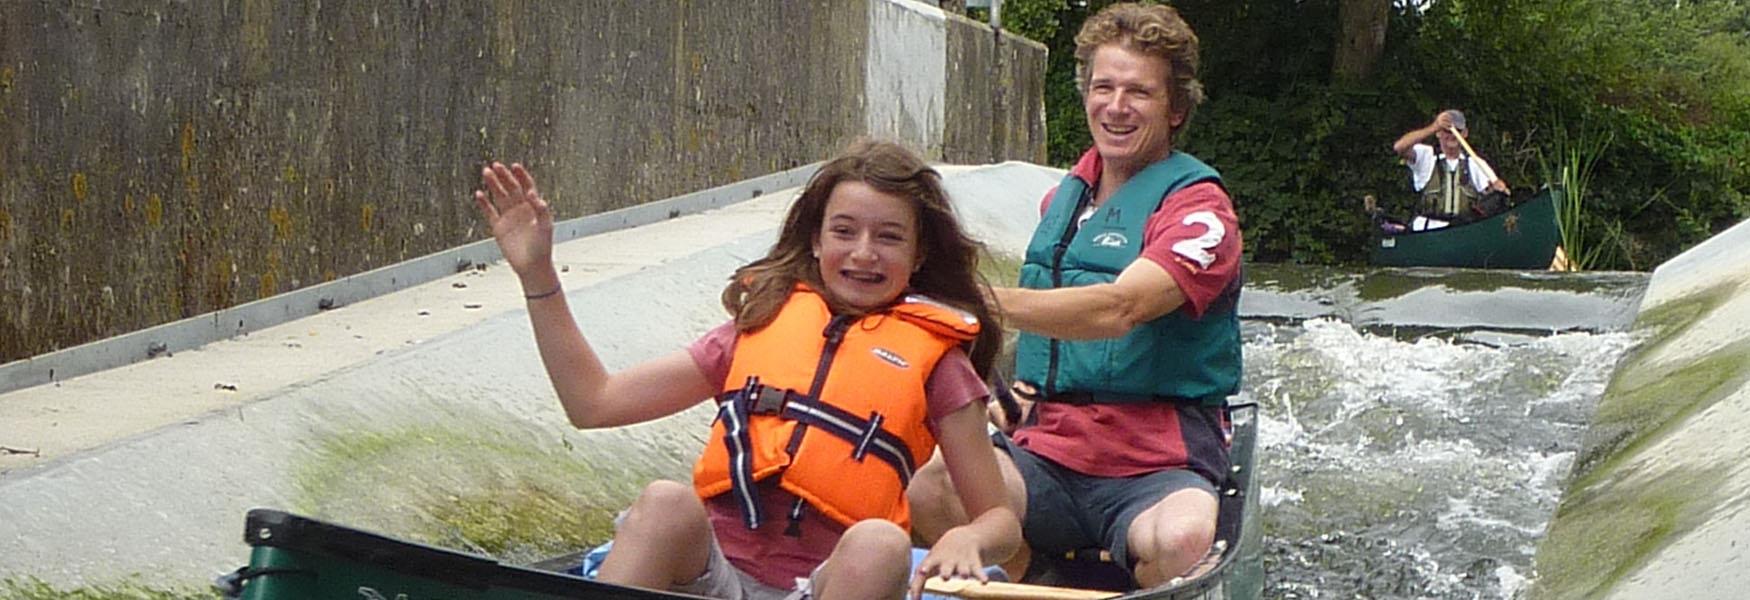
288, 419, 670, 565
0, 577, 217, 600
1532, 217, 1750, 600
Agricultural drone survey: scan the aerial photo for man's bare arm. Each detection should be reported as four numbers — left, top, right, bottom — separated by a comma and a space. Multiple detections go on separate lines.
991, 258, 1186, 340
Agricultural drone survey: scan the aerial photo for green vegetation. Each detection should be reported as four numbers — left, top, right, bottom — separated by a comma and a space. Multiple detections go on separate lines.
0, 578, 215, 600
978, 250, 1024, 373
1542, 126, 1618, 270
974, 0, 1750, 269
977, 248, 1022, 288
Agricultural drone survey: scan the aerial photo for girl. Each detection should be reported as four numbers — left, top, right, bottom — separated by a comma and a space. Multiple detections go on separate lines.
472, 139, 1019, 600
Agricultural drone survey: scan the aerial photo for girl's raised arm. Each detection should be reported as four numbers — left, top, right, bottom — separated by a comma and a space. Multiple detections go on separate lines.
475, 162, 717, 428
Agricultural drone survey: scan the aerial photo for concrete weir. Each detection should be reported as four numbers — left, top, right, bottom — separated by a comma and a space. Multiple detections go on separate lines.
1531, 218, 1750, 600
0, 162, 1063, 591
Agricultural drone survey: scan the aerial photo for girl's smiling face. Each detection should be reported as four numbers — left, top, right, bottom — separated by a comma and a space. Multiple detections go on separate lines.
812, 180, 921, 311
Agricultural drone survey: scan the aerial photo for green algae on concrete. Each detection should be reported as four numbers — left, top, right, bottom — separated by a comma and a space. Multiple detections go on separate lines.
1531, 464, 1731, 600
1531, 277, 1750, 600
291, 421, 664, 566
1567, 281, 1745, 484
1570, 339, 1750, 489
0, 576, 216, 600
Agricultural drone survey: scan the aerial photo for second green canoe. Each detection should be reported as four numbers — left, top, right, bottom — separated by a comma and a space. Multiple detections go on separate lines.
1371, 188, 1563, 269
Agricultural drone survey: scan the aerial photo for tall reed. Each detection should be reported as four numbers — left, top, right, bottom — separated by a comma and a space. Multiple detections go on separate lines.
1539, 127, 1614, 271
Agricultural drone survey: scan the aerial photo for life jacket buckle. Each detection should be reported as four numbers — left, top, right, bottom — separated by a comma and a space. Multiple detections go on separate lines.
751, 384, 791, 415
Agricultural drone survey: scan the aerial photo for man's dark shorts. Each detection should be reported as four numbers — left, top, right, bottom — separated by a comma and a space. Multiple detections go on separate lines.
992, 434, 1217, 570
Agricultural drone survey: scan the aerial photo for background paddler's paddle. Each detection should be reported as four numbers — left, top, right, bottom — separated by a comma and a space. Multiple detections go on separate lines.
1448, 126, 1480, 159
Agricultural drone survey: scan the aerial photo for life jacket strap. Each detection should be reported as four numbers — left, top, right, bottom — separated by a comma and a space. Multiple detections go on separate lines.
780, 400, 915, 487
718, 382, 764, 530
784, 497, 807, 538
852, 412, 885, 461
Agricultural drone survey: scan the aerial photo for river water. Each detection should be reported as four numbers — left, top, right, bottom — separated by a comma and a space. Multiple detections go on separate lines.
1237, 266, 1649, 599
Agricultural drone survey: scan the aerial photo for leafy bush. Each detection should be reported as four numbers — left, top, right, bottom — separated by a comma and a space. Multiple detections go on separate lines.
994, 0, 1750, 269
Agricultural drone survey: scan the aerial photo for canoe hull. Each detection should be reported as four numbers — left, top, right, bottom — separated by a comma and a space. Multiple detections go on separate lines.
1370, 189, 1563, 269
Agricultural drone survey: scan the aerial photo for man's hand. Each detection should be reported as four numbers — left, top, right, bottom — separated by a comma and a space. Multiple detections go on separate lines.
1433, 111, 1456, 131
989, 381, 1037, 435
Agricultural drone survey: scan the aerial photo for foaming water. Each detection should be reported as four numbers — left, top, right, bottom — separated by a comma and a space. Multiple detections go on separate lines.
1239, 318, 1637, 599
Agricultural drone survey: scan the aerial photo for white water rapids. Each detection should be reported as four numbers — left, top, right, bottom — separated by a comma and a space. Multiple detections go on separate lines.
1241, 318, 1637, 599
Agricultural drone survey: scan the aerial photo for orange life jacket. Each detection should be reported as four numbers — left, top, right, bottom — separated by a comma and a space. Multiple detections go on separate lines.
693, 285, 980, 532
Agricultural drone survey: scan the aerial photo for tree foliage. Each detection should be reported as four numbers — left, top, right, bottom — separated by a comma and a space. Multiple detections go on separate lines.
991, 0, 1750, 268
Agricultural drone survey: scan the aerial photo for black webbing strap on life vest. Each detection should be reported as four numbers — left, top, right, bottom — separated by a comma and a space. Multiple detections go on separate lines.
780, 397, 914, 485
717, 375, 771, 530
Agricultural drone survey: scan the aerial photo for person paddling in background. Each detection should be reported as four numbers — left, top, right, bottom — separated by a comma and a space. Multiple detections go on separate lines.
1382, 109, 1510, 231
471, 139, 1018, 600
908, 3, 1243, 589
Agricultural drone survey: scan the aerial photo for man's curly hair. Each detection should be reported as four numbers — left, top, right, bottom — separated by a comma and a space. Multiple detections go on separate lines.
1074, 3, 1205, 140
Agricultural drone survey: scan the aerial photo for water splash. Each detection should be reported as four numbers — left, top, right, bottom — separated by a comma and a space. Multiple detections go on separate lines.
1242, 318, 1636, 599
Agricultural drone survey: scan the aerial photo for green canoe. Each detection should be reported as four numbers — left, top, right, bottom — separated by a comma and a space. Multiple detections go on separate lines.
1370, 188, 1563, 269
219, 403, 1262, 600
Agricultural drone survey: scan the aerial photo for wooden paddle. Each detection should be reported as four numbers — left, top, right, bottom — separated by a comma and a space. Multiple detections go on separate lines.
1449, 126, 1513, 198
922, 577, 1122, 600
1447, 126, 1480, 159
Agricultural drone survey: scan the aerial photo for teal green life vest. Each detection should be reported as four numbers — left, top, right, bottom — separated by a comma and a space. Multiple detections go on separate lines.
1014, 151, 1241, 406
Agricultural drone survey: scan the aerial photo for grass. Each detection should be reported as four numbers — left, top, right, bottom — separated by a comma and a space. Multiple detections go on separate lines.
978, 248, 1021, 289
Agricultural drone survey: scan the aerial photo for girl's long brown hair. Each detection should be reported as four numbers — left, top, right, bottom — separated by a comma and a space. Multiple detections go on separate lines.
720, 138, 1003, 378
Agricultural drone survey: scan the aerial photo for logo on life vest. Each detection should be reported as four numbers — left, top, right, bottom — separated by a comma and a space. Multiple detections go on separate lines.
1090, 231, 1128, 248
872, 347, 910, 369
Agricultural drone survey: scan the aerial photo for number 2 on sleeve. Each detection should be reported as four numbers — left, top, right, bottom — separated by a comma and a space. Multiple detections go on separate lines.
1171, 211, 1225, 270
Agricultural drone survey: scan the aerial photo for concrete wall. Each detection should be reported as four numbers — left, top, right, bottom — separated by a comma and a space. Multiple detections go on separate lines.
1532, 217, 1750, 599
943, 14, 1048, 165
0, 0, 1045, 363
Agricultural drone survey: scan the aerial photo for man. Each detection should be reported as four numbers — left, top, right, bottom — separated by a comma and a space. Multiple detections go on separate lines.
1388, 109, 1509, 230
908, 3, 1241, 588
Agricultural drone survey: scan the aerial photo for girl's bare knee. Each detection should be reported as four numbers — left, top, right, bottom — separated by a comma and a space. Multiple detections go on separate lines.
816, 520, 911, 599
840, 520, 911, 559
619, 480, 706, 539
